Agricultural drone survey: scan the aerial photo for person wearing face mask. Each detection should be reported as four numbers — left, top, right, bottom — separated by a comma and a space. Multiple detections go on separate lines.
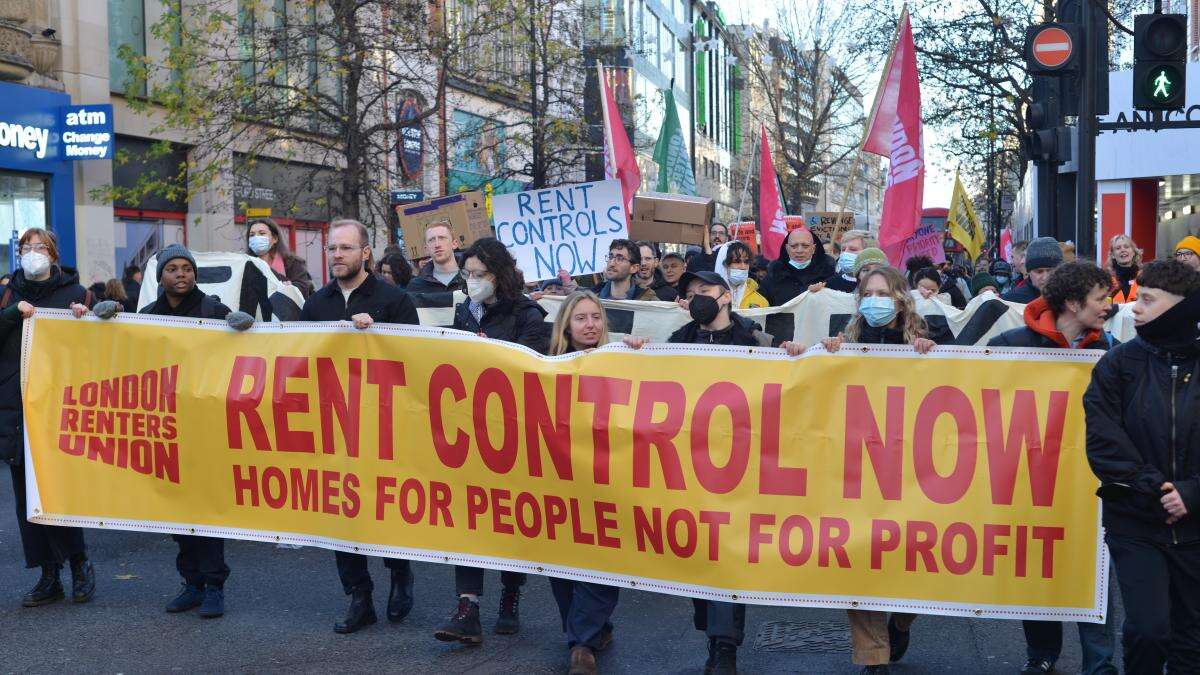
437, 237, 550, 645
824, 229, 876, 293
984, 261, 1118, 675
820, 266, 932, 674
0, 228, 96, 608
714, 241, 769, 308
760, 226, 836, 306
245, 218, 314, 297
989, 260, 1015, 295
1106, 234, 1142, 304
1085, 260, 1200, 675
968, 272, 1000, 298
299, 219, 419, 634
622, 270, 804, 675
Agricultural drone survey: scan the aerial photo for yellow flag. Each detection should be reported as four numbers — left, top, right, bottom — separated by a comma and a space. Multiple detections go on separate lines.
947, 171, 986, 261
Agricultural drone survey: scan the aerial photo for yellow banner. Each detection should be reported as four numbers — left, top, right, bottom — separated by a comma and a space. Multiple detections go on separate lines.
947, 170, 986, 261
21, 312, 1106, 622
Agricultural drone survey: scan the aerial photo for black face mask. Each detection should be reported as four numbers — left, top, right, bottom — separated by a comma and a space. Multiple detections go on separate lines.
1135, 290, 1200, 353
689, 294, 721, 324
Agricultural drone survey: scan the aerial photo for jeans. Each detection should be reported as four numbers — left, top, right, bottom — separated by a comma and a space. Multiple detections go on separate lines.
549, 577, 618, 650
692, 599, 745, 646
173, 535, 228, 588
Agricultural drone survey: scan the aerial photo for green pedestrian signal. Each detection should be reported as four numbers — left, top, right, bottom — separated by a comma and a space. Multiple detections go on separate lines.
1133, 13, 1187, 111
1143, 64, 1184, 105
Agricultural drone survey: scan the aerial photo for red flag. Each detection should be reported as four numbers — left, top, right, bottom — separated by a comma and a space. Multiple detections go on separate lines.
861, 8, 923, 250
599, 64, 640, 216
757, 125, 788, 261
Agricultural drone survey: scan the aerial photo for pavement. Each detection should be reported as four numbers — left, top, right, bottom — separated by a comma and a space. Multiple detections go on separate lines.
0, 474, 1111, 673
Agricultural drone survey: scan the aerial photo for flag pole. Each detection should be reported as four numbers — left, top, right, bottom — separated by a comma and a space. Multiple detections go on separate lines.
735, 124, 761, 224
838, 4, 909, 223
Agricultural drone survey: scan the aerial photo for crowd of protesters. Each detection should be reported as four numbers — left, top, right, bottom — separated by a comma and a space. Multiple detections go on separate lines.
5, 217, 1200, 675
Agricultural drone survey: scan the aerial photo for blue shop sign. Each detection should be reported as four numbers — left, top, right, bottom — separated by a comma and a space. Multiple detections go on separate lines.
0, 82, 112, 165
60, 104, 114, 160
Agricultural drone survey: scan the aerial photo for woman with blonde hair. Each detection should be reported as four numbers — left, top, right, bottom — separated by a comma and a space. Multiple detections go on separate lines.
1106, 233, 1142, 303
549, 290, 609, 355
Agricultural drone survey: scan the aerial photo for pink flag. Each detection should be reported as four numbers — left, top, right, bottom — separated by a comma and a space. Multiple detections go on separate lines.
598, 64, 640, 217
758, 125, 788, 261
861, 9, 923, 250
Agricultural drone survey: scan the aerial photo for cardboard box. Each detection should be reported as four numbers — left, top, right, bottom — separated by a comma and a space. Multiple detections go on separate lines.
630, 192, 714, 246
396, 191, 491, 260
802, 211, 856, 245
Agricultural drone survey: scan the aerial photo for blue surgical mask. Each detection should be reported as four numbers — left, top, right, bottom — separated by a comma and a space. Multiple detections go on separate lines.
995, 275, 1011, 286
859, 296, 897, 327
837, 251, 858, 274
728, 268, 749, 286
788, 258, 811, 271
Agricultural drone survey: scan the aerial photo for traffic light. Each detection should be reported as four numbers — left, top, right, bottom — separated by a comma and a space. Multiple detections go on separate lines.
1024, 99, 1072, 164
1133, 13, 1187, 111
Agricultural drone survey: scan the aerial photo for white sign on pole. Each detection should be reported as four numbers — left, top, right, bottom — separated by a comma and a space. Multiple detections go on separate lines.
491, 179, 628, 281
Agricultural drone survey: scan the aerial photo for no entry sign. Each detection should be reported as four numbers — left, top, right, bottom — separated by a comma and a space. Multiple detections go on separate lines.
1027, 24, 1076, 72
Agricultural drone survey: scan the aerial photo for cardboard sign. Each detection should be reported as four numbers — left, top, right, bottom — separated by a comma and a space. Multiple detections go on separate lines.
630, 192, 714, 246
728, 222, 759, 255
882, 221, 947, 269
396, 192, 491, 261
784, 215, 806, 232
491, 180, 627, 281
803, 212, 856, 244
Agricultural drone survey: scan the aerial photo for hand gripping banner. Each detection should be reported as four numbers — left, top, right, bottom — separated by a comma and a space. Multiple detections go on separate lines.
21, 311, 1107, 623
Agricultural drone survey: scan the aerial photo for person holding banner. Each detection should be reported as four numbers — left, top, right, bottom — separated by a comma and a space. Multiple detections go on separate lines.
595, 240, 657, 301
824, 229, 876, 293
0, 228, 96, 608
437, 237, 551, 644
245, 218, 315, 298
1085, 260, 1200, 675
299, 219, 419, 634
760, 227, 835, 306
714, 242, 769, 309
987, 261, 1118, 675
635, 241, 678, 301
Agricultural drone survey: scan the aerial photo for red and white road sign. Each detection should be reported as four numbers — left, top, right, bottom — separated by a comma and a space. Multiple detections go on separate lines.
1030, 26, 1074, 69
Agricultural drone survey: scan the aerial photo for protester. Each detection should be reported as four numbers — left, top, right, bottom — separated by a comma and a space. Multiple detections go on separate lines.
751, 255, 770, 283
660, 252, 686, 286
853, 248, 888, 281
1106, 234, 1141, 304
121, 263, 142, 311
825, 229, 876, 292
245, 218, 315, 297
820, 265, 931, 674
595, 239, 656, 301
687, 223, 729, 272
103, 278, 127, 308
760, 227, 835, 306
436, 237, 550, 644
406, 221, 465, 294
1174, 235, 1200, 271
88, 280, 107, 302
990, 260, 1015, 295
376, 250, 413, 289
1060, 241, 1077, 263
1012, 240, 1029, 284
1003, 237, 1062, 303
298, 219, 418, 633
635, 240, 678, 301
714, 241, 769, 309
969, 272, 1000, 298
0, 228, 95, 607
623, 270, 803, 675
985, 261, 1118, 674
1085, 259, 1200, 674
913, 267, 950, 305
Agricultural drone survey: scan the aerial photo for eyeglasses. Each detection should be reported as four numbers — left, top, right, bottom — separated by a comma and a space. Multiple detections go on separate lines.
463, 269, 492, 280
605, 254, 631, 263
326, 244, 365, 254
19, 243, 48, 254
1176, 250, 1197, 258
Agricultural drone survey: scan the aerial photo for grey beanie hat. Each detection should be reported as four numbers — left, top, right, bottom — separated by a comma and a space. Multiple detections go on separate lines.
1024, 236, 1063, 272
156, 244, 197, 281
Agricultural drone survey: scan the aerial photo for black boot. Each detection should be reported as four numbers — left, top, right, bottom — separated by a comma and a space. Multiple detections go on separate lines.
434, 596, 483, 644
387, 566, 414, 623
70, 558, 95, 604
334, 587, 377, 634
198, 586, 225, 618
165, 584, 204, 613
494, 587, 520, 635
887, 615, 910, 662
705, 640, 737, 675
22, 566, 64, 607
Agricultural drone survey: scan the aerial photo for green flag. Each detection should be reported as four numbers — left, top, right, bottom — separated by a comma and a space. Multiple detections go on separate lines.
653, 89, 696, 195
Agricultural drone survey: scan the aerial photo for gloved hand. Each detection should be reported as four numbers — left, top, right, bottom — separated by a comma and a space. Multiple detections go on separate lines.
92, 300, 122, 320
226, 311, 254, 331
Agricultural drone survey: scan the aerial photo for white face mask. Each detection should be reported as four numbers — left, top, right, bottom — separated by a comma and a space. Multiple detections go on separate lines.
20, 251, 49, 278
728, 268, 749, 287
248, 235, 272, 255
467, 278, 494, 303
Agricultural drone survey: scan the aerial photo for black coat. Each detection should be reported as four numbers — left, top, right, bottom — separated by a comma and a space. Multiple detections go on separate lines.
760, 235, 835, 306
1001, 280, 1040, 304
1085, 337, 1200, 544
668, 312, 762, 346
300, 272, 419, 325
139, 286, 231, 320
0, 267, 91, 464
406, 258, 466, 295
988, 327, 1115, 350
824, 274, 858, 293
453, 295, 551, 354
644, 272, 679, 301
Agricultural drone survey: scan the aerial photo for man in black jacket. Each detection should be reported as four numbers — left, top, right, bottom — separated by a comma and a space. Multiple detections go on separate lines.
759, 227, 835, 306
1085, 260, 1200, 674
989, 261, 1118, 675
300, 219, 419, 634
405, 221, 465, 295
635, 241, 678, 301
1003, 237, 1061, 304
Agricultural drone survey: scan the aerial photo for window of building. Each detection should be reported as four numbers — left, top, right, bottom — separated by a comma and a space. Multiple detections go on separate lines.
109, 0, 147, 96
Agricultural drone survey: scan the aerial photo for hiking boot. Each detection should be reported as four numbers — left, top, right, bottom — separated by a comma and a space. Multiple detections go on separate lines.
705, 640, 737, 675
887, 615, 910, 662
165, 584, 204, 613
494, 588, 520, 634
434, 596, 482, 644
70, 559, 95, 604
198, 586, 224, 618
333, 588, 376, 634
22, 566, 64, 607
568, 645, 598, 675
